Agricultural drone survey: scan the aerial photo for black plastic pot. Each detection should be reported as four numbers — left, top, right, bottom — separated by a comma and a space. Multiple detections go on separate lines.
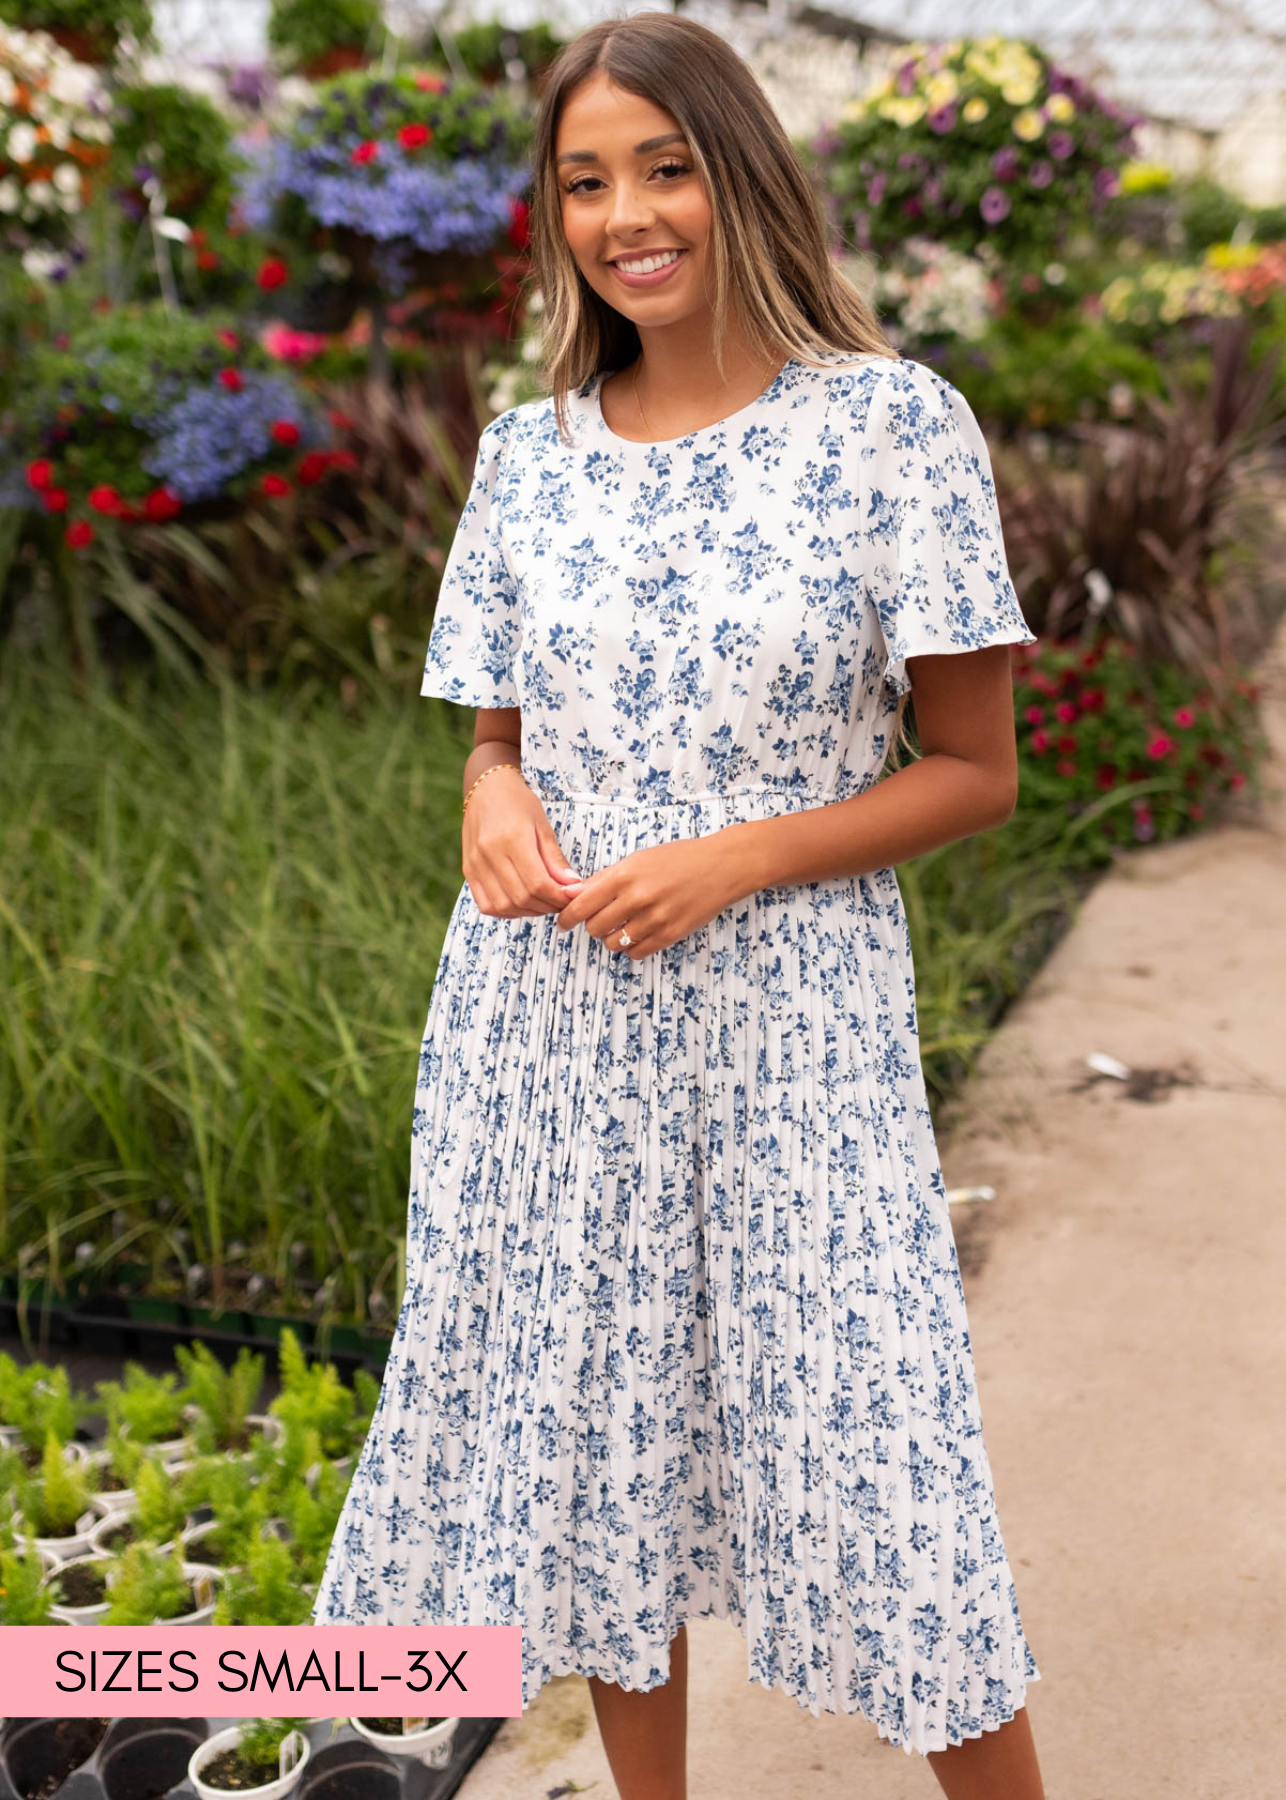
98, 1721, 207, 1800
1, 1717, 109, 1800
298, 1744, 400, 1800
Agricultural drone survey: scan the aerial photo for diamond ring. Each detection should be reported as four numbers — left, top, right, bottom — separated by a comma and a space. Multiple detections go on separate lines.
618, 929, 633, 947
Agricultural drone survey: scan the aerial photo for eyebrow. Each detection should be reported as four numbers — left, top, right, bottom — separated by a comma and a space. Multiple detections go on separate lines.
555, 132, 688, 167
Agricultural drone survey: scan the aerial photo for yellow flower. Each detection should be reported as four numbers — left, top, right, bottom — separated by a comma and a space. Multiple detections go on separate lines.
962, 97, 989, 124
863, 73, 895, 102
877, 96, 927, 126
1046, 93, 1075, 122
924, 73, 960, 109
1012, 109, 1044, 141
1000, 81, 1039, 108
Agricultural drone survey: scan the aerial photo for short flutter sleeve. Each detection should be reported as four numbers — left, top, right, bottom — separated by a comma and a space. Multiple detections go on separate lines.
863, 360, 1036, 698
420, 410, 521, 709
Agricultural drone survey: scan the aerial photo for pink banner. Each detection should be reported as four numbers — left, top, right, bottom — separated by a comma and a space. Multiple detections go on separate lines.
0, 1626, 523, 1717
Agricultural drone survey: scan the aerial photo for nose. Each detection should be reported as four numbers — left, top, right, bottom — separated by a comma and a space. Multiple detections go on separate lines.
605, 177, 657, 239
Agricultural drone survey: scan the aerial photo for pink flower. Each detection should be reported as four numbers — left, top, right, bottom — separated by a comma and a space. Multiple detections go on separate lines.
1173, 706, 1195, 728
1056, 759, 1077, 777
1146, 733, 1175, 760
1030, 730, 1050, 754
1023, 704, 1044, 724
1055, 700, 1078, 723
262, 323, 329, 362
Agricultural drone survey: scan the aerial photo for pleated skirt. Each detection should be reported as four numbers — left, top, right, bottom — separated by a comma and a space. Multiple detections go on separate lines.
309, 786, 1041, 1755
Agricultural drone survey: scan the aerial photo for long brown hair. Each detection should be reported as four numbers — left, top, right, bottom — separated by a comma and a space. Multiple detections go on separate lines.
526, 9, 915, 760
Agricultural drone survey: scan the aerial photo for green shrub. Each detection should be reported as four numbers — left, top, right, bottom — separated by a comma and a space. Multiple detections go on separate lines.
95, 1362, 189, 1445
100, 1540, 198, 1624
174, 1344, 264, 1454
0, 1544, 55, 1624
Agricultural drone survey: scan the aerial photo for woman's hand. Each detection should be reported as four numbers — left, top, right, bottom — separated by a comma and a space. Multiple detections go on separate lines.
554, 835, 752, 960
463, 770, 585, 918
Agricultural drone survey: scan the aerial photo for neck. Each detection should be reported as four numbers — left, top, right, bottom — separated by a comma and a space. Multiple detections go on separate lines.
631, 312, 777, 413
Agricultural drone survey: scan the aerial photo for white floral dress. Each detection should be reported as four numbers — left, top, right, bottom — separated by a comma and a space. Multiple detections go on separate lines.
310, 351, 1043, 1755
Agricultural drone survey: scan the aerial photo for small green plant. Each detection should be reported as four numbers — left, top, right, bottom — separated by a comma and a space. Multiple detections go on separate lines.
100, 1427, 146, 1490
214, 1533, 311, 1625
218, 1717, 303, 1786
277, 1458, 347, 1581
100, 1541, 201, 1624
175, 1342, 265, 1453
270, 1328, 357, 1459
0, 1544, 55, 1623
20, 1431, 98, 1538
0, 1358, 82, 1450
95, 1362, 189, 1445
131, 1451, 189, 1543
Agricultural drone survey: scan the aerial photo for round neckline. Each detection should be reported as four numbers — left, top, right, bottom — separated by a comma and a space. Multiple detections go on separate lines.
589, 357, 795, 448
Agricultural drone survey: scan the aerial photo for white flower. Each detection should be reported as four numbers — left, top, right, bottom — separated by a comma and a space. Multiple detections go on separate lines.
0, 67, 15, 106
7, 120, 38, 164
0, 176, 18, 213
52, 160, 80, 194
26, 177, 53, 209
21, 246, 61, 279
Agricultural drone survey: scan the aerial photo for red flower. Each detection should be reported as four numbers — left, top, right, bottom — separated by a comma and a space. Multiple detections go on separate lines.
219, 367, 243, 392
297, 451, 330, 485
1030, 729, 1050, 754
261, 472, 291, 499
1055, 700, 1078, 723
1229, 771, 1246, 791
271, 419, 300, 446
65, 519, 94, 549
397, 122, 431, 150
413, 71, 448, 93
1079, 686, 1105, 712
1146, 733, 1175, 760
1172, 705, 1195, 728
1056, 734, 1078, 754
1094, 765, 1117, 790
216, 328, 239, 350
328, 448, 357, 470
88, 484, 121, 515
351, 140, 379, 165
190, 227, 207, 248
1188, 801, 1204, 820
41, 486, 69, 513
1056, 759, 1077, 778
143, 486, 181, 522
27, 458, 55, 491
508, 197, 531, 250
197, 251, 220, 271
1023, 704, 1044, 725
257, 257, 289, 291
327, 409, 354, 431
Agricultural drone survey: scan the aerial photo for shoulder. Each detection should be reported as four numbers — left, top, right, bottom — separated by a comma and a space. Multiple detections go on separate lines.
865, 355, 981, 435
479, 392, 571, 463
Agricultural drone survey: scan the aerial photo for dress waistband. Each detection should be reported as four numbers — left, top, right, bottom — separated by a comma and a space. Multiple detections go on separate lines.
525, 783, 849, 809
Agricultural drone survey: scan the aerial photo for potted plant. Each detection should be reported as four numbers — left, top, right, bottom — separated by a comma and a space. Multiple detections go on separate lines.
176, 1342, 275, 1454
95, 1361, 192, 1459
81, 1426, 148, 1509
87, 1451, 189, 1554
0, 1719, 109, 1800
269, 1328, 360, 1460
214, 1533, 312, 1625
98, 1541, 221, 1625
267, 0, 380, 80
0, 1356, 86, 1466
40, 1550, 115, 1623
0, 0, 155, 66
12, 1430, 101, 1561
348, 1715, 459, 1769
189, 1718, 311, 1800
0, 1543, 56, 1623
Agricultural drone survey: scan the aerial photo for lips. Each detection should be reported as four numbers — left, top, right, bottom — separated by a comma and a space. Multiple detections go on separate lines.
607, 247, 690, 288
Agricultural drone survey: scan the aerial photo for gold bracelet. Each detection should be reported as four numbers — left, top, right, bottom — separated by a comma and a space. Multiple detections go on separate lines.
461, 760, 525, 816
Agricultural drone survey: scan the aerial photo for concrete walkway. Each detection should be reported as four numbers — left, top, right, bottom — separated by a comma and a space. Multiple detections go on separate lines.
462, 619, 1286, 1800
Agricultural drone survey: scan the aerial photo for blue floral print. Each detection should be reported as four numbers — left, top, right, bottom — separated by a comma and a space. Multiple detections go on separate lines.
310, 351, 1042, 1756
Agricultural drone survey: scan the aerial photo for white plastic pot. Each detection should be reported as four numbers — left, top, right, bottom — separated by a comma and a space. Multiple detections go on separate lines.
14, 1507, 99, 1564
40, 1553, 114, 1625
346, 1715, 459, 1769
188, 1725, 311, 1800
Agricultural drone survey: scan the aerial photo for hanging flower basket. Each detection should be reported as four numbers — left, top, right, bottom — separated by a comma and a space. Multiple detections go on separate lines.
45, 24, 114, 66
299, 45, 366, 80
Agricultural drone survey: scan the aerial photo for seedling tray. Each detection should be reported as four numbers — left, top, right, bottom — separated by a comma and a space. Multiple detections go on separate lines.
0, 1715, 501, 1800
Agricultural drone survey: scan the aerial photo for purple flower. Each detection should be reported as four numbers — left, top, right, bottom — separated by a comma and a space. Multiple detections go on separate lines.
980, 186, 1011, 224
1093, 167, 1120, 199
991, 146, 1020, 180
926, 103, 957, 135
1028, 160, 1054, 189
896, 59, 918, 96
1048, 131, 1076, 161
140, 372, 328, 501
866, 171, 887, 205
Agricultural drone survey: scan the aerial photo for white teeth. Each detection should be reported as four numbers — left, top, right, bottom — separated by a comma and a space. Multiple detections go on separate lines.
615, 250, 683, 275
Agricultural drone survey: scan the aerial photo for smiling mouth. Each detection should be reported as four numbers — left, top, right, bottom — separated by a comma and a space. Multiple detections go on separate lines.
609, 248, 688, 274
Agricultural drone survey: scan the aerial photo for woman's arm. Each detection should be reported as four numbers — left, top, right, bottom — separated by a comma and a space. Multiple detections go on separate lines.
462, 705, 524, 793
719, 646, 1021, 897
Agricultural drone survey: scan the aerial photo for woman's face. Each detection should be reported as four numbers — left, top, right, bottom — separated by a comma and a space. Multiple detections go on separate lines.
554, 71, 713, 331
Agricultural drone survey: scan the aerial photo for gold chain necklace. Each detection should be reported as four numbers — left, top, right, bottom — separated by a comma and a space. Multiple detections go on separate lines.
631, 361, 653, 437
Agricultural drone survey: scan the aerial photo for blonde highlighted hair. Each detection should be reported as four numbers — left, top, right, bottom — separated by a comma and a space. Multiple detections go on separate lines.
524, 8, 916, 760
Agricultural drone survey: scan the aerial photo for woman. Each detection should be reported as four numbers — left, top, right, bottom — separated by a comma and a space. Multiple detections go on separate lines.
312, 13, 1047, 1797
